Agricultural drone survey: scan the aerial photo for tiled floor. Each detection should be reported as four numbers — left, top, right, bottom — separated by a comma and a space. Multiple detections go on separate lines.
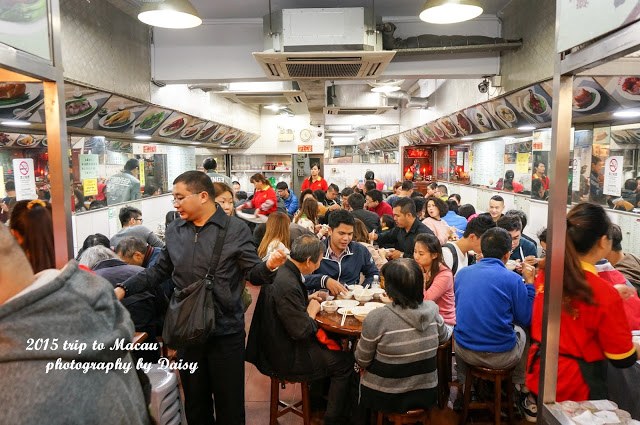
242, 284, 533, 425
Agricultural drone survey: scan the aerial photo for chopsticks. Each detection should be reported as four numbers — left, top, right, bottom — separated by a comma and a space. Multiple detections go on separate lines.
340, 310, 347, 327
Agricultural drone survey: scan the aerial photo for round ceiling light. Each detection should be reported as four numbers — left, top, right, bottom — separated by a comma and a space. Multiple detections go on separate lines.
138, 0, 202, 29
419, 0, 483, 24
371, 85, 402, 93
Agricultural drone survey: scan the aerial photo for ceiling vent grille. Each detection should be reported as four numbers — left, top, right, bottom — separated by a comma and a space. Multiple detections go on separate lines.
218, 91, 307, 105
253, 51, 395, 80
324, 106, 395, 115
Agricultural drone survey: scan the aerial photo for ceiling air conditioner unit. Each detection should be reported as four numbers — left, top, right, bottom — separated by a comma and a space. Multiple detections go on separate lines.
254, 8, 395, 80
324, 84, 395, 115
218, 90, 307, 105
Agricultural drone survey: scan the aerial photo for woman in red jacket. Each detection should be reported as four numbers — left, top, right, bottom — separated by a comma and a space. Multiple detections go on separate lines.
300, 164, 328, 192
524, 203, 638, 421
236, 173, 277, 221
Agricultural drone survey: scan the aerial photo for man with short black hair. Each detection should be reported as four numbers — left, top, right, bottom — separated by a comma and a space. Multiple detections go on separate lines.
505, 209, 538, 250
325, 183, 341, 211
203, 157, 232, 185
448, 194, 461, 205
0, 180, 16, 223
365, 189, 392, 218
106, 158, 141, 204
442, 200, 468, 239
340, 187, 354, 210
348, 192, 380, 232
442, 215, 495, 276
454, 227, 535, 392
304, 209, 379, 295
400, 180, 414, 197
275, 181, 299, 217
116, 170, 287, 425
363, 180, 376, 194
486, 195, 505, 222
497, 215, 537, 267
247, 235, 354, 425
435, 184, 449, 201
426, 182, 438, 197
110, 206, 164, 250
370, 197, 433, 260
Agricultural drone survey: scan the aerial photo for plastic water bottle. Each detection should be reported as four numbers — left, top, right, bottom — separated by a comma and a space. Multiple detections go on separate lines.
372, 275, 380, 288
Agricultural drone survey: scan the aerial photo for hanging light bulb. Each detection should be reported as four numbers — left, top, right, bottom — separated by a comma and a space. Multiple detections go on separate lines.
419, 0, 483, 24
138, 0, 202, 29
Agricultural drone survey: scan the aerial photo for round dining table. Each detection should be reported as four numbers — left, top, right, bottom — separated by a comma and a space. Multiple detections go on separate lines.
315, 309, 363, 337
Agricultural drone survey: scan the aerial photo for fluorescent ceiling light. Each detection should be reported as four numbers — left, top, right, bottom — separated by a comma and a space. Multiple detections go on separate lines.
265, 104, 284, 111
1, 120, 31, 127
371, 85, 401, 93
138, 0, 202, 29
518, 125, 536, 131
613, 109, 640, 118
134, 135, 152, 140
419, 0, 483, 24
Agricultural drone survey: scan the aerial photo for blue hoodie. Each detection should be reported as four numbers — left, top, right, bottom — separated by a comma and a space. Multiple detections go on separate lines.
454, 257, 534, 352
304, 238, 379, 291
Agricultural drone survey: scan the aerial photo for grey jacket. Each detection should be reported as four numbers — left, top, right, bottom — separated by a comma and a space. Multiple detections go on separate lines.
0, 262, 149, 425
206, 171, 232, 186
121, 206, 276, 336
106, 170, 141, 205
355, 302, 451, 412
110, 225, 165, 250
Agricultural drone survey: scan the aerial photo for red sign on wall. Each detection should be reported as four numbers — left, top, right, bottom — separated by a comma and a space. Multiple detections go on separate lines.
297, 144, 313, 152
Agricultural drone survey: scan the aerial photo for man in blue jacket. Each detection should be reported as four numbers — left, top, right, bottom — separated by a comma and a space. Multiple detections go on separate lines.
305, 209, 379, 295
454, 227, 535, 392
275, 181, 299, 217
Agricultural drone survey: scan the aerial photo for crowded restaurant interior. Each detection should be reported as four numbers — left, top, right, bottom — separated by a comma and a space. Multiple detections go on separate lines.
1, 0, 640, 424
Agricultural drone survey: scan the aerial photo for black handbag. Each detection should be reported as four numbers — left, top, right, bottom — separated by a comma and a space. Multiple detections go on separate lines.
162, 217, 228, 349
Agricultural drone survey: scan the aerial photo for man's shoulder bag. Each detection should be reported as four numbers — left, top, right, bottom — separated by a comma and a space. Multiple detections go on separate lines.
162, 216, 228, 349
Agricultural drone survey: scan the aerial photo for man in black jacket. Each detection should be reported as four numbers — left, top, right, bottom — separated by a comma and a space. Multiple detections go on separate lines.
347, 192, 380, 232
116, 171, 286, 425
246, 235, 354, 425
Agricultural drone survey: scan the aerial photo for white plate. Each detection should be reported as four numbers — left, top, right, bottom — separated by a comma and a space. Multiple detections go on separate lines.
0, 84, 41, 110
65, 98, 98, 121
364, 302, 385, 310
195, 123, 219, 141
99, 110, 135, 129
337, 307, 354, 316
617, 76, 640, 101
495, 104, 517, 126
572, 87, 601, 112
236, 210, 268, 224
181, 122, 204, 139
334, 300, 359, 308
522, 93, 550, 116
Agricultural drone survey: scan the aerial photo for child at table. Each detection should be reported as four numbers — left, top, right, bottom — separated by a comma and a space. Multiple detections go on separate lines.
355, 258, 451, 414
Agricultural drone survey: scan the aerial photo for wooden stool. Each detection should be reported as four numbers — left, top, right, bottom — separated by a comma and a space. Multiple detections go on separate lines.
376, 409, 429, 425
269, 377, 310, 425
459, 365, 515, 425
436, 339, 453, 408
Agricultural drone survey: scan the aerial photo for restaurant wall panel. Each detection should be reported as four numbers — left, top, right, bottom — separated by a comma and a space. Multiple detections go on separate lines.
60, 0, 151, 101
500, 0, 555, 93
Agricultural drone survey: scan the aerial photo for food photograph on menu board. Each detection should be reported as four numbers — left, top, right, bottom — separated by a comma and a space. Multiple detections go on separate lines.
0, 82, 43, 121
84, 95, 146, 134
505, 84, 553, 125
153, 111, 190, 138
594, 76, 640, 109
63, 84, 112, 128
483, 98, 520, 129
133, 106, 172, 134
450, 111, 477, 136
464, 105, 500, 133
194, 122, 219, 142
179, 118, 207, 141
208, 124, 230, 145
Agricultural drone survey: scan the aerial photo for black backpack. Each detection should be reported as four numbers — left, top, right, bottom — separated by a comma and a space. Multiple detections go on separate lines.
443, 243, 475, 275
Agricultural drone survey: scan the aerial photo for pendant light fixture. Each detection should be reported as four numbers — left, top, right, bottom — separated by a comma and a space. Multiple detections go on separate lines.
138, 0, 202, 29
419, 0, 483, 24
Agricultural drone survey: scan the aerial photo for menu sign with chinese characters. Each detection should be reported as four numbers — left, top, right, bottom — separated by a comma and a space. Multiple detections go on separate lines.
297, 144, 313, 152
557, 0, 640, 53
79, 154, 99, 181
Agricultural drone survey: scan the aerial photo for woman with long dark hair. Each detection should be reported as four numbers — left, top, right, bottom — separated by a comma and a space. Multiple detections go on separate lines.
524, 203, 638, 420
10, 199, 55, 273
413, 233, 455, 325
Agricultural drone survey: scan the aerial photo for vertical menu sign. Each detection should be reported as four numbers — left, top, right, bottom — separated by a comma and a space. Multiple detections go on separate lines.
12, 158, 37, 200
79, 154, 99, 196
